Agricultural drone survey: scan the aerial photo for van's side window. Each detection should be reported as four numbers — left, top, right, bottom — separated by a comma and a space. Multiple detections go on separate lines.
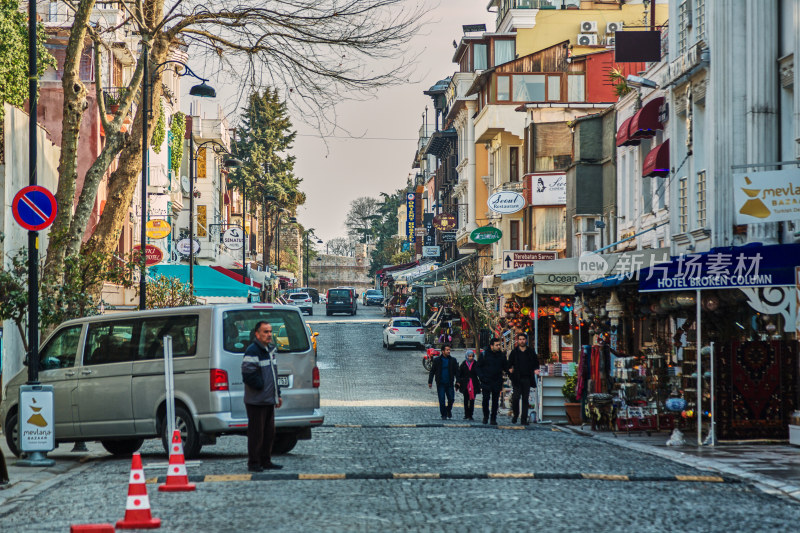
138, 316, 199, 360
84, 321, 140, 365
39, 325, 83, 370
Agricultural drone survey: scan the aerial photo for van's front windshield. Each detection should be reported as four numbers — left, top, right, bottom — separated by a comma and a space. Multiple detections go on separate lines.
223, 309, 310, 353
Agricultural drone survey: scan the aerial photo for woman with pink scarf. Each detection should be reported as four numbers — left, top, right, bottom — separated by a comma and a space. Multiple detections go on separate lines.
456, 350, 481, 421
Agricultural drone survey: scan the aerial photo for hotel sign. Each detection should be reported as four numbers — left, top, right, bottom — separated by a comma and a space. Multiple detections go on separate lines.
405, 193, 416, 238
734, 169, 800, 224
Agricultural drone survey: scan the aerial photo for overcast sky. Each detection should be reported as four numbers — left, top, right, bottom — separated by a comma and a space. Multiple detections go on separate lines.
288, 1, 493, 244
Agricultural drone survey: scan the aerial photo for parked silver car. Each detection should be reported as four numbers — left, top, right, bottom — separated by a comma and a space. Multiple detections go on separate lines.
0, 304, 323, 459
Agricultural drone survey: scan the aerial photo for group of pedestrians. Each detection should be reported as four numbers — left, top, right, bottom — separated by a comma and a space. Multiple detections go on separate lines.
428, 333, 540, 425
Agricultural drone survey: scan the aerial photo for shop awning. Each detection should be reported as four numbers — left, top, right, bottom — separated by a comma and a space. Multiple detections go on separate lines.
499, 278, 532, 297
210, 265, 262, 289
528, 257, 581, 295
638, 243, 800, 292
629, 96, 665, 140
642, 140, 670, 178
615, 116, 634, 147
149, 265, 259, 298
376, 260, 418, 276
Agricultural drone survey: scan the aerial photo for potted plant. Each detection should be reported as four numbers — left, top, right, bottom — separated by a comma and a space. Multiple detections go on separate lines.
562, 373, 581, 425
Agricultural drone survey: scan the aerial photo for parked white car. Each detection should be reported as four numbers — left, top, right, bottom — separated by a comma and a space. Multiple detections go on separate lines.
382, 317, 425, 350
288, 292, 313, 315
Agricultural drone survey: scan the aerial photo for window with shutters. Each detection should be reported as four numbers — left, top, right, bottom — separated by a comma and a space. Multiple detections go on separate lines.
678, 177, 688, 232
696, 170, 706, 227
509, 147, 519, 182
510, 220, 520, 250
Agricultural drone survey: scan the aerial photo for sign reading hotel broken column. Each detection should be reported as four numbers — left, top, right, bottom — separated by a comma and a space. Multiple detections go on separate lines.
734, 170, 800, 224
405, 192, 416, 238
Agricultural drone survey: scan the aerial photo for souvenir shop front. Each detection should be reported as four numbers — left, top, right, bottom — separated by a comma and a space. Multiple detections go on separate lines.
575, 243, 799, 443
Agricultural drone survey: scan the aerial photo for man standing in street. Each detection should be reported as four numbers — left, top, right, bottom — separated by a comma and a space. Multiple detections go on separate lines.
428, 344, 458, 419
508, 332, 540, 425
242, 321, 283, 472
477, 338, 507, 425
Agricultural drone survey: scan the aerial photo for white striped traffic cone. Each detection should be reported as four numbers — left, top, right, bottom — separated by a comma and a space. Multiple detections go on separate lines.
116, 452, 161, 529
159, 430, 196, 492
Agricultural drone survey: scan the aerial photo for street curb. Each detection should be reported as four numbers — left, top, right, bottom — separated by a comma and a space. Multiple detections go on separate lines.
147, 471, 738, 484
328, 423, 538, 429
0, 460, 97, 518
557, 425, 800, 504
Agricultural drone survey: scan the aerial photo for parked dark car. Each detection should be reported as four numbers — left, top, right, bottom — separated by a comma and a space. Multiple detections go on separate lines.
363, 289, 384, 306
326, 288, 357, 316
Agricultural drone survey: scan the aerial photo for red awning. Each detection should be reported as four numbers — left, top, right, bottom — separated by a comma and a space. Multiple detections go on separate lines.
615, 116, 633, 147
210, 265, 262, 289
630, 97, 665, 140
642, 140, 670, 178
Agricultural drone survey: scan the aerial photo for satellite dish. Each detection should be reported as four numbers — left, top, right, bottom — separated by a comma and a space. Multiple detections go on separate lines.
181, 175, 191, 194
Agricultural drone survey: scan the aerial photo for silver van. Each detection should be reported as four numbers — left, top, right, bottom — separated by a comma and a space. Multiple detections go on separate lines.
0, 304, 323, 459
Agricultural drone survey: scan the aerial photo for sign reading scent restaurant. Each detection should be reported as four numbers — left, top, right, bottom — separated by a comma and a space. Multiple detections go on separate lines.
734, 169, 800, 224
487, 191, 525, 214
405, 192, 416, 238
470, 226, 502, 244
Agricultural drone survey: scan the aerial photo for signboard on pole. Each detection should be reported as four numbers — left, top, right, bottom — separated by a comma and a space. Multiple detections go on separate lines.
433, 213, 457, 231
222, 226, 244, 250
19, 385, 55, 452
12, 185, 57, 231
502, 250, 558, 271
177, 238, 201, 256
440, 231, 457, 243
146, 219, 172, 239
405, 193, 416, 238
487, 191, 525, 214
132, 244, 164, 266
470, 226, 502, 244
415, 227, 428, 237
733, 170, 800, 224
422, 246, 441, 258
526, 173, 567, 206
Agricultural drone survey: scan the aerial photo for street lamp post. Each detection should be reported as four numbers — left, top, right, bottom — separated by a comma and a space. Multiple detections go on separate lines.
304, 231, 323, 287
141, 57, 215, 309
188, 139, 241, 285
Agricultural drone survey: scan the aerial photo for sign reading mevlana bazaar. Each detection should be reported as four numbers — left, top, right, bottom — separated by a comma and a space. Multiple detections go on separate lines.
733, 169, 800, 224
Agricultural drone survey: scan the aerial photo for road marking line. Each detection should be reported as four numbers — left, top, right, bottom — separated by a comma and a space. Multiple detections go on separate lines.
488, 473, 535, 479
204, 474, 252, 482
393, 473, 440, 479
498, 425, 524, 430
581, 473, 630, 481
445, 424, 471, 428
388, 424, 417, 427
333, 424, 363, 428
298, 473, 346, 480
145, 477, 159, 484
675, 475, 724, 483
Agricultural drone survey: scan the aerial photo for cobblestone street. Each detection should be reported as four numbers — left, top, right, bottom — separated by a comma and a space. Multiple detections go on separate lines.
2, 306, 799, 532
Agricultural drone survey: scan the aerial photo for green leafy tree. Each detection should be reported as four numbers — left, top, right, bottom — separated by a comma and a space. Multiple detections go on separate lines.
146, 275, 199, 309
444, 256, 498, 350
0, 0, 55, 118
170, 112, 186, 173
369, 188, 408, 275
151, 101, 166, 153
231, 89, 305, 260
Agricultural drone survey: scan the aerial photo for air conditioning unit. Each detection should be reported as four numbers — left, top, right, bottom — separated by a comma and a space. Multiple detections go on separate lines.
580, 21, 598, 33
606, 21, 623, 33
605, 36, 616, 46
577, 33, 598, 46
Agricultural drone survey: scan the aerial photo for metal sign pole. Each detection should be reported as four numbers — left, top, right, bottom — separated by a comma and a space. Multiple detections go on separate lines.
696, 288, 702, 446
709, 341, 716, 446
163, 336, 175, 439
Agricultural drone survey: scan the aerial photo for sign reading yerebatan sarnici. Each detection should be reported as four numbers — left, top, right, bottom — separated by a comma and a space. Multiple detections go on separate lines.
487, 191, 525, 214
639, 244, 800, 292
734, 170, 800, 224
405, 192, 416, 238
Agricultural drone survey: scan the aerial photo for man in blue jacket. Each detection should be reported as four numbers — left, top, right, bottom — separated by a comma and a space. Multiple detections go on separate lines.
242, 321, 283, 472
428, 344, 458, 419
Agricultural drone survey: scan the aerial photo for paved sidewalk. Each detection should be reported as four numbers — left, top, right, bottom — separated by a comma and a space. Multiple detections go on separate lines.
0, 434, 104, 514
561, 425, 800, 503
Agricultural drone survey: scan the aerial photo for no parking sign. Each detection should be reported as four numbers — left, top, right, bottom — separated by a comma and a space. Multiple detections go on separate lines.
12, 185, 57, 231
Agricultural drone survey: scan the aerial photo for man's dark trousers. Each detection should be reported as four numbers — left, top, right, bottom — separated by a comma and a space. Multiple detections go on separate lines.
246, 404, 275, 468
482, 385, 501, 422
511, 377, 532, 423
437, 383, 455, 418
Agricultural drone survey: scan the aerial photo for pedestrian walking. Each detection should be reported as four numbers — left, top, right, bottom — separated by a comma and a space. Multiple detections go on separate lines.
241, 321, 283, 472
477, 337, 508, 425
428, 344, 458, 419
507, 332, 540, 425
456, 349, 481, 420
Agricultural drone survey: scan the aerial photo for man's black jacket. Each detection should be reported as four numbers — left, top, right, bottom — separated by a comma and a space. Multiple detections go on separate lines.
476, 348, 507, 389
428, 355, 458, 387
508, 346, 539, 385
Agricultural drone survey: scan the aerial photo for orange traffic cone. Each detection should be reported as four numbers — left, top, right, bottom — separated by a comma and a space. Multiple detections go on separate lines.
116, 452, 161, 529
159, 430, 196, 492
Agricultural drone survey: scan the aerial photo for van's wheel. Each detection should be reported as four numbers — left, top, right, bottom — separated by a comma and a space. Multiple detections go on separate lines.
4, 411, 20, 457
272, 433, 298, 454
161, 406, 202, 459
101, 438, 144, 456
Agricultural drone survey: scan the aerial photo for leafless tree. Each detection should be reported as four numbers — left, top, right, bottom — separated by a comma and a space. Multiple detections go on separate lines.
326, 237, 354, 256
345, 196, 380, 241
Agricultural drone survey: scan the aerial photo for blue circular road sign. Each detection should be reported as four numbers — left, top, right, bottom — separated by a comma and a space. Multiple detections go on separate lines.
12, 185, 58, 231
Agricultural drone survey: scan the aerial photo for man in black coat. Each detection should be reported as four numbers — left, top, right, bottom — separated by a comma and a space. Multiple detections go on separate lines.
477, 338, 507, 425
508, 332, 540, 425
428, 344, 458, 419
